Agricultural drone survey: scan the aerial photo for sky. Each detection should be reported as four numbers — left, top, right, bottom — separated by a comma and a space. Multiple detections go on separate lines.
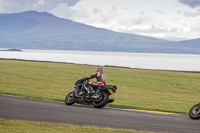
0, 0, 200, 41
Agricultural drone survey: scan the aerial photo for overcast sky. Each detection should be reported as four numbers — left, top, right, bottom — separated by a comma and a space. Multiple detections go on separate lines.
0, 0, 200, 41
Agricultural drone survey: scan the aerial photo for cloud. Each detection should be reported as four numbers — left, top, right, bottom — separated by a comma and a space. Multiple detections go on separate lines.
66, 0, 82, 6
177, 1, 200, 17
49, 0, 200, 40
50, 3, 73, 19
183, 9, 200, 17
154, 9, 167, 15
33, 0, 45, 7
179, 0, 200, 8
0, 0, 81, 13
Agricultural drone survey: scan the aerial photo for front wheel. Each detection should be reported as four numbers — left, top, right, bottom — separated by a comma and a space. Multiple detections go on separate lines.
189, 104, 200, 119
65, 91, 76, 105
92, 92, 109, 108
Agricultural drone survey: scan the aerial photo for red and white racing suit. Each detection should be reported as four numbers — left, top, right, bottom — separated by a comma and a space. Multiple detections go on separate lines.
84, 72, 107, 87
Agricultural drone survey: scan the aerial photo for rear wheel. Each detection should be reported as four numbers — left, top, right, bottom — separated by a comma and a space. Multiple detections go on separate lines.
92, 92, 109, 108
65, 91, 76, 105
189, 104, 200, 119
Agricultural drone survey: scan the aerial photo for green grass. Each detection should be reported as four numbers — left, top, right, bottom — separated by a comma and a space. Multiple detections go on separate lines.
0, 118, 153, 133
0, 59, 200, 114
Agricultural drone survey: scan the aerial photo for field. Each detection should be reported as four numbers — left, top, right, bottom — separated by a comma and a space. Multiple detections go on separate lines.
0, 59, 200, 114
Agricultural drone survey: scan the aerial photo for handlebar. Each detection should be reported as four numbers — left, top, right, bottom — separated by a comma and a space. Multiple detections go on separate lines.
75, 79, 89, 85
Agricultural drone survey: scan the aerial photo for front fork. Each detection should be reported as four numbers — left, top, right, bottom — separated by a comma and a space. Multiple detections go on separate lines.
83, 84, 91, 94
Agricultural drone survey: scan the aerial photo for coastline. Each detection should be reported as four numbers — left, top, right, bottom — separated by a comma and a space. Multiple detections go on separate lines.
0, 48, 22, 52
1, 49, 200, 72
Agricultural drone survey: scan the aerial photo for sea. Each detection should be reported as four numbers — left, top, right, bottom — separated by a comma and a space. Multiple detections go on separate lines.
0, 49, 200, 72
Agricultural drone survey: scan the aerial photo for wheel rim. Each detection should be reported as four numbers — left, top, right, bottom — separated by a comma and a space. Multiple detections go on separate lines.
94, 93, 105, 103
192, 106, 200, 115
66, 93, 75, 103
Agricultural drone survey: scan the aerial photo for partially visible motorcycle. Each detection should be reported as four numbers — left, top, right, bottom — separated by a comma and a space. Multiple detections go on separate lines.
189, 103, 200, 120
65, 79, 117, 108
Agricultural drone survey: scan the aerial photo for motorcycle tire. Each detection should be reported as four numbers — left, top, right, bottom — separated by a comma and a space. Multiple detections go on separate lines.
65, 91, 76, 105
92, 91, 109, 108
189, 104, 200, 120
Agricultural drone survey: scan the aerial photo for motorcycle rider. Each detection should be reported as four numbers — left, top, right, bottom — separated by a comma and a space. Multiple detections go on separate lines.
84, 68, 107, 87
74, 68, 107, 97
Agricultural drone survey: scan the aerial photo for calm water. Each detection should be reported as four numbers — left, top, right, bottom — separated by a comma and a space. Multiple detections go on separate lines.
1, 49, 200, 72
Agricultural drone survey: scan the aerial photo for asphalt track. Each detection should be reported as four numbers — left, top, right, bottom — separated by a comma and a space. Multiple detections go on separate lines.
0, 94, 199, 133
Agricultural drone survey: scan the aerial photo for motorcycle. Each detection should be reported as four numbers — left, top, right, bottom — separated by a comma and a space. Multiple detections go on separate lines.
65, 79, 117, 108
189, 103, 200, 119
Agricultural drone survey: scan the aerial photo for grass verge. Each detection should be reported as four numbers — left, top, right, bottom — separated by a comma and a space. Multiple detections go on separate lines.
0, 118, 153, 133
0, 59, 200, 114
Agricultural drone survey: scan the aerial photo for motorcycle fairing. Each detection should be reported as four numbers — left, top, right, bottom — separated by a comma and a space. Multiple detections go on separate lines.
101, 85, 117, 92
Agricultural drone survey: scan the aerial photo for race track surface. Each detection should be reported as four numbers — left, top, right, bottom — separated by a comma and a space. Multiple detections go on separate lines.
0, 94, 199, 133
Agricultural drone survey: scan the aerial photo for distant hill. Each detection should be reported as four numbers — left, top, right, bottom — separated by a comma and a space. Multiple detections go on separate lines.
0, 11, 199, 54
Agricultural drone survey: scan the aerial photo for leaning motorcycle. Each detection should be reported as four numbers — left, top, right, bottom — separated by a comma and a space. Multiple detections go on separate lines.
189, 103, 200, 119
65, 79, 117, 108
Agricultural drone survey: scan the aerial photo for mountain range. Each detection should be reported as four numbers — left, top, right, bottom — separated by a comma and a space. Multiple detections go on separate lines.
0, 11, 199, 54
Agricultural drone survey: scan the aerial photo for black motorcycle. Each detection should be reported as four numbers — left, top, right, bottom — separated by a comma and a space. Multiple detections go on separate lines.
65, 79, 117, 108
189, 103, 200, 119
